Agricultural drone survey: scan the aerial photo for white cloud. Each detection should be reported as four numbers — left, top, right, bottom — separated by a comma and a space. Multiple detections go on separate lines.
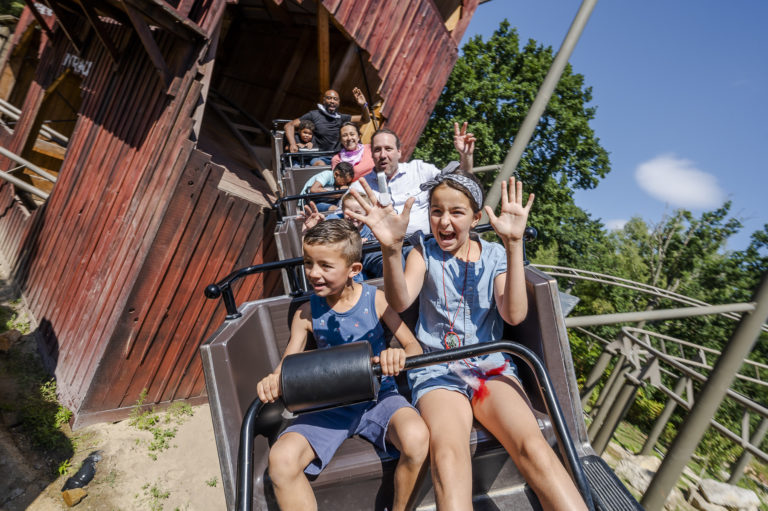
635, 154, 725, 209
605, 219, 628, 231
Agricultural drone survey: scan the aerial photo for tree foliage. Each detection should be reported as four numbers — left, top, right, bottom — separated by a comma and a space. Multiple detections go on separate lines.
413, 20, 610, 267
0, 0, 23, 17
415, 19, 768, 476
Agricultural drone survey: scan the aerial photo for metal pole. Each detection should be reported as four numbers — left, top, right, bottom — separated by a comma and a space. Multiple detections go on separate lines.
728, 417, 768, 485
581, 347, 616, 407
641, 273, 768, 510
589, 352, 626, 417
592, 359, 656, 455
0, 169, 49, 199
566, 302, 756, 328
0, 145, 58, 183
640, 376, 689, 456
482, 0, 598, 218
588, 358, 630, 440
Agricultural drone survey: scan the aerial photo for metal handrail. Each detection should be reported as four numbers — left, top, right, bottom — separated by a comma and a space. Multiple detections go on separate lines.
0, 145, 58, 184
204, 225, 535, 315
272, 189, 346, 221
0, 98, 69, 144
235, 340, 596, 511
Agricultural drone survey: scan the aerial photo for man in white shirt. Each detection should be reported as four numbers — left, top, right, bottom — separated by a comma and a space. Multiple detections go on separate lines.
352, 123, 475, 236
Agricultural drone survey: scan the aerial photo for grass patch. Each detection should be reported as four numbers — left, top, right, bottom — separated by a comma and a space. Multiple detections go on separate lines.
140, 482, 171, 511
1, 342, 74, 473
129, 390, 195, 460
205, 476, 218, 487
613, 421, 647, 455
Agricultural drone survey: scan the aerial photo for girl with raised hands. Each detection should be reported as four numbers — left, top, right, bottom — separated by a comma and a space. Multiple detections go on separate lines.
346, 173, 586, 511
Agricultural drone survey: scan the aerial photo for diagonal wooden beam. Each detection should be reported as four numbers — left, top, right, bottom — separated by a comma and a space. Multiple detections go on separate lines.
23, 0, 57, 42
266, 29, 311, 121
42, 0, 82, 53
317, 3, 329, 94
120, 0, 172, 89
122, 0, 206, 41
75, 0, 120, 66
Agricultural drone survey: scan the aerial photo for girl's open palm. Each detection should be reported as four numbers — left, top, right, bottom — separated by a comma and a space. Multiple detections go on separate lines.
484, 178, 534, 243
346, 179, 414, 248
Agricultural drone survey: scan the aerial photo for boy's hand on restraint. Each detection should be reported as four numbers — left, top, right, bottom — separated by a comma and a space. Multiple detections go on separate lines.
257, 372, 281, 403
374, 348, 407, 376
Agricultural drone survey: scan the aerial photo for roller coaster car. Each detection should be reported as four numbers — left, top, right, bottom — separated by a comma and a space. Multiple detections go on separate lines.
200, 259, 643, 510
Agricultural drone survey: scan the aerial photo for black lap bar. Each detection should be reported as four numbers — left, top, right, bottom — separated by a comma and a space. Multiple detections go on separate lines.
236, 340, 596, 511
280, 341, 380, 414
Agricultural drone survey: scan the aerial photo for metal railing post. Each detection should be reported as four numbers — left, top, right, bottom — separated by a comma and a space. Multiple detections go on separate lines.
581, 347, 616, 407
641, 272, 768, 510
640, 376, 689, 456
592, 358, 656, 455
588, 357, 630, 441
728, 416, 768, 485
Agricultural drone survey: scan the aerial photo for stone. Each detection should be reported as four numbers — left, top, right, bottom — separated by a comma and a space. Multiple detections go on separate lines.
689, 489, 728, 511
62, 488, 87, 507
698, 478, 761, 510
615, 454, 660, 493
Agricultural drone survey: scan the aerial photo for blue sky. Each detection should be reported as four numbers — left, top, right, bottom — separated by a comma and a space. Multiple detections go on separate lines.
463, 1, 768, 251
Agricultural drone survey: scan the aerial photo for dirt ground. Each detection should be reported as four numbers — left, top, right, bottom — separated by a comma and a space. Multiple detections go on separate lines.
0, 273, 227, 511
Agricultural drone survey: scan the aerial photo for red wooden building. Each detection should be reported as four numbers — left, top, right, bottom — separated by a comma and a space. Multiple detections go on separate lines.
0, 0, 479, 428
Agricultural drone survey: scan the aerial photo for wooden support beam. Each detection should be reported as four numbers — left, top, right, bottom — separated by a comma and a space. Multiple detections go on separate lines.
43, 0, 82, 53
330, 41, 357, 93
76, 0, 121, 66
208, 101, 278, 192
317, 3, 330, 95
122, 0, 206, 41
23, 0, 57, 42
120, 0, 172, 91
264, 0, 293, 26
176, 0, 196, 18
266, 30, 311, 121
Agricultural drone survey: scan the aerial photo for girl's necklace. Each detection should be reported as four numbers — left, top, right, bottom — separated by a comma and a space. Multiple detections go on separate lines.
442, 241, 471, 349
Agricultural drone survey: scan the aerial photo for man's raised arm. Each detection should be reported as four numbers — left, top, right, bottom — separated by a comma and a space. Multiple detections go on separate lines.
453, 121, 476, 172
350, 87, 371, 125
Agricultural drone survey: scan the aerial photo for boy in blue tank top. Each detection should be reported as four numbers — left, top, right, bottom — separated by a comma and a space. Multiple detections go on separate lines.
257, 219, 428, 511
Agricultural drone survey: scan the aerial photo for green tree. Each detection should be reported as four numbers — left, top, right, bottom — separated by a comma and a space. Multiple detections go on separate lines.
413, 20, 610, 266
0, 0, 23, 17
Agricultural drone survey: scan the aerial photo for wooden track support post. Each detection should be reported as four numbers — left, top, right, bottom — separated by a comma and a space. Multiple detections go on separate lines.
317, 3, 329, 95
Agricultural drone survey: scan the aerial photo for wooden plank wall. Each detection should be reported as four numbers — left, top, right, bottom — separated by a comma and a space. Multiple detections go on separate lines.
0, 0, 479, 423
75, 148, 279, 427
0, 4, 282, 424
323, 0, 479, 157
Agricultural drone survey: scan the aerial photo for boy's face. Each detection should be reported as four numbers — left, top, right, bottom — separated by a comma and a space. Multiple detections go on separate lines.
333, 168, 352, 187
299, 128, 313, 143
303, 242, 360, 296
342, 200, 366, 230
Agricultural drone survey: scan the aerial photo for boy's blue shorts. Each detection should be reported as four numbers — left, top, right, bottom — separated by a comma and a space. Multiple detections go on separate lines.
279, 388, 415, 475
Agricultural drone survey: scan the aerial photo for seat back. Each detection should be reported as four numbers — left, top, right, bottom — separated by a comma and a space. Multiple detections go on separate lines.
200, 265, 590, 510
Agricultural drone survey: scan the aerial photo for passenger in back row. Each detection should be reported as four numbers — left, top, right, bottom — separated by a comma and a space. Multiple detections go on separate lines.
351, 122, 475, 236
257, 219, 429, 511
285, 88, 371, 166
299, 161, 355, 212
331, 121, 375, 181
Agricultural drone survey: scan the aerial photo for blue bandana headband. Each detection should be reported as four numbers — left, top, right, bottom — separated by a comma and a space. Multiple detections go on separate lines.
419, 161, 483, 209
